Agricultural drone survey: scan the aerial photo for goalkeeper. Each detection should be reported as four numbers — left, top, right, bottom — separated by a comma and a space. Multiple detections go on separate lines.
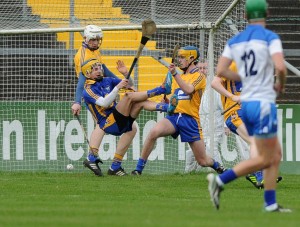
211, 61, 282, 189
81, 58, 173, 176
131, 46, 226, 175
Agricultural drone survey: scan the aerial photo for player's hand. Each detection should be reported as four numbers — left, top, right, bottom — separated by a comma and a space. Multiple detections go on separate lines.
162, 97, 169, 104
116, 60, 129, 77
72, 103, 81, 115
230, 95, 241, 104
274, 81, 285, 95
117, 79, 129, 89
168, 63, 177, 76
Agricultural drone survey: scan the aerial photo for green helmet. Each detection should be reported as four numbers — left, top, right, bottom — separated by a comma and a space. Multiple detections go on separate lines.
246, 0, 268, 21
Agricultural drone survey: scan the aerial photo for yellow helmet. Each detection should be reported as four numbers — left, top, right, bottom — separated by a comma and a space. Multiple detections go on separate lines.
177, 46, 200, 61
81, 58, 103, 80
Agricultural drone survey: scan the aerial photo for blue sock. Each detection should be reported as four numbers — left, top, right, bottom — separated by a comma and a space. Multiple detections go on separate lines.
155, 103, 168, 112
87, 154, 98, 162
212, 160, 220, 170
111, 161, 121, 171
136, 158, 147, 172
147, 86, 165, 98
219, 169, 238, 184
264, 190, 276, 207
255, 170, 263, 182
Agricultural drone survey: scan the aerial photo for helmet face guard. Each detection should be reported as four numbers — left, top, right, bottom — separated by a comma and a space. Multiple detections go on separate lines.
177, 46, 200, 71
81, 59, 104, 81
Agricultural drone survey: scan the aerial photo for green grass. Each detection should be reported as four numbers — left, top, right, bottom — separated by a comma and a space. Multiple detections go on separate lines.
0, 172, 299, 227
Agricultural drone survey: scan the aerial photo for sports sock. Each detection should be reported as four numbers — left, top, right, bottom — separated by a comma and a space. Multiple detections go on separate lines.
111, 161, 121, 171
147, 86, 166, 98
218, 169, 238, 184
87, 153, 98, 162
212, 160, 220, 170
155, 103, 168, 112
135, 158, 147, 172
110, 153, 123, 171
264, 190, 276, 207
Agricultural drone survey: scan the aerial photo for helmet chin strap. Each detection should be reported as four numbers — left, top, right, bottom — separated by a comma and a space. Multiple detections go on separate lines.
87, 45, 99, 51
95, 75, 103, 82
180, 59, 196, 73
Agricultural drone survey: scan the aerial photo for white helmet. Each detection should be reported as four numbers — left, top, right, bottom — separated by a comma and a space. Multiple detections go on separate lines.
84, 25, 103, 42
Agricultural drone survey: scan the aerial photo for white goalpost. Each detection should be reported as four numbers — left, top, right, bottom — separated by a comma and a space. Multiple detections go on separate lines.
0, 0, 248, 173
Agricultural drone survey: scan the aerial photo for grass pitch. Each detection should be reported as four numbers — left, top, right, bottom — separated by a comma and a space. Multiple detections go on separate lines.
0, 172, 298, 227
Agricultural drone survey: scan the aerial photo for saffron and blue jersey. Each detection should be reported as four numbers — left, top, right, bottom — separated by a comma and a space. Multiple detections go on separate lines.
82, 77, 121, 129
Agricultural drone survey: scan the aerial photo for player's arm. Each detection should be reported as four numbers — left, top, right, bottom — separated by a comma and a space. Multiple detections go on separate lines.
169, 63, 194, 94
216, 56, 240, 81
270, 39, 287, 94
71, 73, 86, 115
93, 79, 129, 108
211, 77, 240, 103
102, 64, 118, 79
116, 60, 134, 88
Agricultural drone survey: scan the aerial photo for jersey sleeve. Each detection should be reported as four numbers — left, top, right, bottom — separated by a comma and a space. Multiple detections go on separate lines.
193, 72, 206, 91
83, 85, 100, 105
222, 44, 233, 60
269, 39, 283, 56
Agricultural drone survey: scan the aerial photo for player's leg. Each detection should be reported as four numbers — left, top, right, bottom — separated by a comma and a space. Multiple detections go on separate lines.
227, 112, 263, 187
177, 114, 226, 174
131, 117, 176, 175
83, 123, 105, 176
129, 100, 168, 119
107, 122, 138, 176
115, 89, 168, 117
189, 140, 226, 174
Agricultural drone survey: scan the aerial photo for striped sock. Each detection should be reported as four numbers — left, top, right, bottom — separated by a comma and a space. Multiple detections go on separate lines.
110, 153, 123, 171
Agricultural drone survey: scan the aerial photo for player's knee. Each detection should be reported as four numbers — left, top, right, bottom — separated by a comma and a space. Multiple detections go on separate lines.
124, 92, 135, 103
131, 122, 138, 134
148, 128, 161, 140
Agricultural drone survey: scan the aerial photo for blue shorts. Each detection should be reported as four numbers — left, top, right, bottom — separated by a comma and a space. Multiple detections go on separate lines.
225, 109, 243, 135
166, 113, 202, 142
102, 109, 134, 136
241, 101, 277, 138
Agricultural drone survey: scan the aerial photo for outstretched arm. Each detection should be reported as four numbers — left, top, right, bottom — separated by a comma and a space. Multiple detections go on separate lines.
102, 64, 118, 79
95, 79, 129, 108
116, 60, 134, 88
72, 73, 86, 115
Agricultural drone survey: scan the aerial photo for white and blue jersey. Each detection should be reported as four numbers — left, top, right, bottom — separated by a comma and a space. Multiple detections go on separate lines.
222, 24, 283, 137
222, 24, 283, 103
